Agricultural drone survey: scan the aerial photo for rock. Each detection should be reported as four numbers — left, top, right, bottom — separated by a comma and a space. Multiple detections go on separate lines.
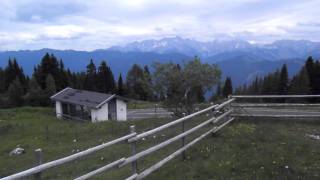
9, 147, 25, 156
306, 133, 320, 140
73, 139, 77, 143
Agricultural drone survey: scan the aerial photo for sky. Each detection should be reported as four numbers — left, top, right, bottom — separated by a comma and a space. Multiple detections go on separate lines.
0, 0, 319, 50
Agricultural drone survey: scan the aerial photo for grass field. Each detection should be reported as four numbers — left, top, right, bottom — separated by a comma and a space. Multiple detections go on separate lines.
0, 107, 320, 179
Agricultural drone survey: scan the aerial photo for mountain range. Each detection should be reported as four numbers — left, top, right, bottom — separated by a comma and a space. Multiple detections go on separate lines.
0, 37, 319, 87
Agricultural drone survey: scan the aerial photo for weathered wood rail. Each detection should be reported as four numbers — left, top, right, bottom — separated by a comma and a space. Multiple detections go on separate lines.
2, 94, 319, 180
231, 95, 320, 118
1, 98, 235, 180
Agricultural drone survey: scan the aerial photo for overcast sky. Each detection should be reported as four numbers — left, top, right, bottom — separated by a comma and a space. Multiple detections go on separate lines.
0, 0, 319, 50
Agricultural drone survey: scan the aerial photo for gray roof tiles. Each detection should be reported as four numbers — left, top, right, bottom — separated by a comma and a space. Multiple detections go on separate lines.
50, 87, 116, 108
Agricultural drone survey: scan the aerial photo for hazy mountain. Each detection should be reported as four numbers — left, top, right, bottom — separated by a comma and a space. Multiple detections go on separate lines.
0, 37, 318, 87
110, 37, 320, 61
110, 36, 253, 58
0, 49, 189, 77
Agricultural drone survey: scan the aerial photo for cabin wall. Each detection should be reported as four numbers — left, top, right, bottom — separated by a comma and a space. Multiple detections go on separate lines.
116, 99, 127, 121
91, 103, 109, 122
55, 101, 62, 119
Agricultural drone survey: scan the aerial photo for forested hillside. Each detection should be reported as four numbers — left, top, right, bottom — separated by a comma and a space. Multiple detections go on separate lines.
235, 57, 320, 96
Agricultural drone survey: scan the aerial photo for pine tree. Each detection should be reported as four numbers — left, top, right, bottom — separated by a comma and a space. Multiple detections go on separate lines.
313, 61, 320, 94
305, 56, 315, 93
8, 78, 24, 106
106, 66, 116, 93
0, 68, 5, 93
84, 59, 97, 91
58, 59, 69, 90
26, 75, 45, 106
278, 64, 289, 95
117, 73, 125, 96
126, 64, 152, 100
45, 74, 56, 97
33, 53, 59, 89
97, 61, 109, 93
223, 77, 233, 98
289, 67, 310, 94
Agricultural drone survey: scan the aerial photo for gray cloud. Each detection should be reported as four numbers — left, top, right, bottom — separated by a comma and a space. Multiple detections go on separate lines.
0, 0, 319, 50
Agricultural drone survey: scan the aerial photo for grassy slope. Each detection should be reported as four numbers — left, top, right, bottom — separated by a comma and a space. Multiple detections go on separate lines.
0, 107, 320, 179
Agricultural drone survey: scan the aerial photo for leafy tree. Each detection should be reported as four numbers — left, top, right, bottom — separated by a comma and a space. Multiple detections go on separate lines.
153, 58, 220, 115
222, 77, 233, 98
8, 78, 24, 106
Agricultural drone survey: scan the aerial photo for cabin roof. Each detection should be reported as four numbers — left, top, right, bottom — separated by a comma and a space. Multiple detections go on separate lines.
50, 87, 125, 109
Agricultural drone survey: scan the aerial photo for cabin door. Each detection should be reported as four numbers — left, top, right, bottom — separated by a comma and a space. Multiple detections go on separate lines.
108, 99, 117, 120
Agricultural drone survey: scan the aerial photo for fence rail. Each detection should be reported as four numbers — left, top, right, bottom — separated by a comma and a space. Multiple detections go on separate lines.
1, 98, 234, 180
232, 103, 320, 107
231, 95, 320, 98
231, 94, 320, 119
1, 133, 136, 180
5, 94, 318, 180
134, 117, 235, 180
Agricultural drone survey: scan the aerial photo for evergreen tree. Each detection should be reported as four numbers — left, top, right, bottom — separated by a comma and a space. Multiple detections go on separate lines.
106, 66, 116, 93
84, 59, 97, 91
26, 75, 45, 106
278, 64, 289, 95
33, 53, 59, 89
223, 77, 233, 98
4, 58, 26, 91
117, 73, 125, 96
305, 56, 315, 93
313, 61, 320, 94
58, 59, 69, 90
289, 67, 310, 94
126, 64, 152, 100
97, 61, 109, 93
8, 78, 24, 106
45, 74, 56, 97
0, 68, 5, 93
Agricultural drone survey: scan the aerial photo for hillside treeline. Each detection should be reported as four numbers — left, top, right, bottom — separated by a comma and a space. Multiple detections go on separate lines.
0, 53, 222, 111
235, 56, 320, 97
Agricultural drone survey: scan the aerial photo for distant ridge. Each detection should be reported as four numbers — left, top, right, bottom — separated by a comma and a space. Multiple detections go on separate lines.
109, 37, 320, 60
0, 37, 319, 87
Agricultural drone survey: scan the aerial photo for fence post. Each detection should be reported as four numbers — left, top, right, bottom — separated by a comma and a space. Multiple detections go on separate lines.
130, 125, 138, 174
181, 113, 186, 160
211, 103, 217, 137
34, 148, 43, 180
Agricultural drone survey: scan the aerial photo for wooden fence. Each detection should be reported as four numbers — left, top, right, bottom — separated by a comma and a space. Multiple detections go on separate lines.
1, 98, 235, 180
3, 94, 319, 180
231, 95, 320, 118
